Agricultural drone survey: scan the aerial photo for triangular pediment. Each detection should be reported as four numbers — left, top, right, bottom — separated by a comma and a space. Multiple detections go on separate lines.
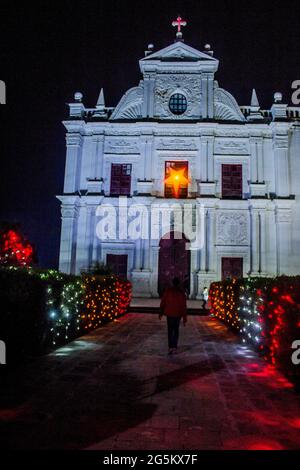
141, 41, 217, 62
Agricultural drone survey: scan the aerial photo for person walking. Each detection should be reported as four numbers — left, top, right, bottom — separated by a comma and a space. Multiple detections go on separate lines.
202, 286, 209, 310
159, 277, 187, 355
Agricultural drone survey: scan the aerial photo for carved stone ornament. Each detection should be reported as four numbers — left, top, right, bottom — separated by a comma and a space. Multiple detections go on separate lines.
156, 138, 197, 150
105, 139, 140, 154
214, 140, 249, 155
111, 84, 144, 120
154, 75, 202, 119
215, 129, 250, 138
217, 212, 248, 245
61, 206, 78, 219
273, 135, 289, 149
214, 88, 245, 122
276, 210, 292, 223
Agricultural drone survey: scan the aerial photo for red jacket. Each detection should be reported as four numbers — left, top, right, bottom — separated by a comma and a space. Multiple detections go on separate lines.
160, 287, 187, 318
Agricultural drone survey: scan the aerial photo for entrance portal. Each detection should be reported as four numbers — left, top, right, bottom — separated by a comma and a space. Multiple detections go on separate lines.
222, 257, 243, 280
158, 232, 190, 297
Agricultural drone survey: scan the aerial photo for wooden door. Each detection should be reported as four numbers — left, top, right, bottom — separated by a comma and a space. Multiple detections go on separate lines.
222, 257, 243, 280
107, 254, 128, 279
158, 232, 190, 296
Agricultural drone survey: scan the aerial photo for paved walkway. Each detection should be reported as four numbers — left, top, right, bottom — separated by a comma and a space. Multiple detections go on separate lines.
130, 298, 204, 310
1, 314, 300, 450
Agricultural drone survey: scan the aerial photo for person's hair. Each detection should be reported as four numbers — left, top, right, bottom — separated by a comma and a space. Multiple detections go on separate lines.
172, 277, 181, 288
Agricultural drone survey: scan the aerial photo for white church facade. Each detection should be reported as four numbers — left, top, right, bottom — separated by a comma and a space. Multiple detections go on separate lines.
58, 20, 300, 298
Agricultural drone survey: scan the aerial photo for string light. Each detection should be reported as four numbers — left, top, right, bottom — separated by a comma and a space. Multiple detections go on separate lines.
33, 269, 131, 347
210, 276, 300, 384
81, 275, 132, 331
0, 229, 34, 267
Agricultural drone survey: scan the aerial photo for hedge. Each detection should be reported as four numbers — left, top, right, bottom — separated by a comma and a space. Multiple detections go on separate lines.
210, 277, 300, 385
0, 267, 132, 365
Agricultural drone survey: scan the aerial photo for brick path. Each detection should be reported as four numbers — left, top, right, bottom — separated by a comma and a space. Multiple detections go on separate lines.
1, 314, 300, 450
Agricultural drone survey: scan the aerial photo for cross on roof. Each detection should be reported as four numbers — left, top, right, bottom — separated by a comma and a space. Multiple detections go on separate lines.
172, 15, 187, 39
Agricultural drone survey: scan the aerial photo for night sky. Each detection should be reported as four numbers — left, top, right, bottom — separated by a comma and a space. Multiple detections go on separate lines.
0, 0, 299, 268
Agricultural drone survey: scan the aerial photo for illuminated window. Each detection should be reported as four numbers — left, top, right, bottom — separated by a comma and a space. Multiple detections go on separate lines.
169, 93, 187, 115
165, 162, 189, 199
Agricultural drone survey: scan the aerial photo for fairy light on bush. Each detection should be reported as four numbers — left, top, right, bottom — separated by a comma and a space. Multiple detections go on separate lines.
81, 275, 132, 331
210, 275, 300, 385
1, 264, 132, 349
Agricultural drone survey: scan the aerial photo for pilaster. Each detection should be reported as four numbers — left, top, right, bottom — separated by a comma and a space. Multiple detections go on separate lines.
59, 201, 79, 274
272, 126, 290, 197
64, 134, 83, 193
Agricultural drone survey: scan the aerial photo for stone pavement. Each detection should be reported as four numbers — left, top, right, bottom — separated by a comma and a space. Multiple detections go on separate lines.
1, 314, 300, 450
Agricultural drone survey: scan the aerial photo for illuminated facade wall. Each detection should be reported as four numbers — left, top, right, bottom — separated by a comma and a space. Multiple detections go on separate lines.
58, 40, 300, 298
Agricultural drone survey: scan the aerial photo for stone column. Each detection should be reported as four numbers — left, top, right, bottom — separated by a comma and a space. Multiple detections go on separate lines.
142, 74, 155, 118
276, 205, 293, 275
59, 203, 79, 274
134, 239, 142, 271
88, 205, 98, 265
86, 205, 95, 269
151, 246, 160, 297
75, 202, 88, 274
201, 75, 208, 118
207, 207, 216, 272
142, 238, 151, 270
207, 73, 215, 119
199, 208, 207, 272
200, 137, 208, 182
196, 203, 216, 299
190, 248, 198, 299
140, 134, 154, 180
64, 134, 83, 193
207, 136, 214, 182
94, 135, 105, 180
259, 211, 267, 274
75, 202, 97, 274
266, 205, 278, 276
257, 138, 264, 183
250, 208, 259, 274
273, 129, 290, 197
250, 137, 258, 183
79, 135, 93, 188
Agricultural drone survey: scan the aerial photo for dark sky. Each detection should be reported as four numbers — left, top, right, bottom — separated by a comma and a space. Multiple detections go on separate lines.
0, 0, 299, 268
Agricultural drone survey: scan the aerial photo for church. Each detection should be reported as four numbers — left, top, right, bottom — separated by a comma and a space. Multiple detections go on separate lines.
57, 17, 300, 298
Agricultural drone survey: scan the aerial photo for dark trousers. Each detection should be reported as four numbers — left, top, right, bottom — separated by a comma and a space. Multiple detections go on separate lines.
167, 317, 181, 349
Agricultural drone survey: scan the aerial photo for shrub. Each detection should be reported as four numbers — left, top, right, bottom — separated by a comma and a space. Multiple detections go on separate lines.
85, 262, 112, 276
0, 267, 132, 365
0, 267, 45, 364
81, 274, 132, 331
210, 277, 300, 385
0, 223, 37, 267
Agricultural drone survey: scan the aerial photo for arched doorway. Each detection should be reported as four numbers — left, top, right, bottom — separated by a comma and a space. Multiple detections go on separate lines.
158, 232, 191, 297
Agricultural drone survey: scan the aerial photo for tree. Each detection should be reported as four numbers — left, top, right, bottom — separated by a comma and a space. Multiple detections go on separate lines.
0, 224, 36, 267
